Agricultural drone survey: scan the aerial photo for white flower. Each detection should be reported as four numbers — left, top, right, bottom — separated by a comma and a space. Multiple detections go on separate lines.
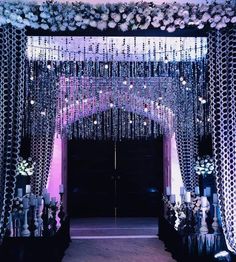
214, 14, 221, 23
143, 8, 151, 17
126, 13, 134, 22
182, 10, 189, 17
160, 25, 166, 30
41, 23, 49, 30
118, 5, 125, 13
101, 13, 109, 21
89, 20, 97, 27
74, 14, 82, 22
231, 17, 236, 23
210, 22, 216, 28
139, 16, 151, 30
97, 20, 107, 31
151, 20, 160, 28
119, 22, 128, 32
174, 18, 181, 25
136, 14, 142, 23
167, 25, 176, 33
108, 20, 116, 28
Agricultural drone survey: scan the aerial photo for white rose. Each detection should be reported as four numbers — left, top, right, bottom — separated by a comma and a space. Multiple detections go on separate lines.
101, 13, 109, 21
119, 22, 128, 32
97, 20, 107, 31
167, 25, 176, 33
108, 21, 116, 28
89, 20, 97, 27
74, 14, 82, 22
231, 17, 236, 23
214, 15, 221, 23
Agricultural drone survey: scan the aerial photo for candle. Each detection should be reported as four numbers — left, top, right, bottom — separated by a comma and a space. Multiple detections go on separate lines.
17, 188, 23, 198
59, 184, 64, 194
166, 186, 171, 196
201, 196, 207, 207
185, 191, 191, 203
30, 195, 36, 206
213, 193, 218, 204
206, 187, 211, 197
44, 193, 50, 205
26, 185, 31, 194
180, 187, 185, 195
195, 186, 200, 195
170, 194, 176, 204
23, 198, 29, 209
37, 196, 42, 207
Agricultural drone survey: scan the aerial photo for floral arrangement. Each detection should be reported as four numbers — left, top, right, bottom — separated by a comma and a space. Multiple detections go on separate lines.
0, 1, 235, 32
191, 196, 210, 214
17, 157, 35, 176
195, 155, 214, 176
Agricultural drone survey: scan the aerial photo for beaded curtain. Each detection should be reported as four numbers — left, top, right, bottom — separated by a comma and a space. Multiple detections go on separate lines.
208, 27, 236, 253
25, 61, 58, 196
0, 26, 26, 237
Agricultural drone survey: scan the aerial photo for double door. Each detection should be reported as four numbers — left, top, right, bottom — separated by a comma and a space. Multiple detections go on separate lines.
68, 139, 162, 217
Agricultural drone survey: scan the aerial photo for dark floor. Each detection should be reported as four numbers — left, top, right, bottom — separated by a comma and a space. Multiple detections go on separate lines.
63, 217, 176, 262
70, 217, 159, 238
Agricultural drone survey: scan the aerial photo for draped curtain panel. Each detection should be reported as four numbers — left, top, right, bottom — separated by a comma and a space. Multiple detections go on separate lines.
175, 84, 198, 192
0, 26, 26, 237
208, 27, 236, 253
28, 62, 58, 196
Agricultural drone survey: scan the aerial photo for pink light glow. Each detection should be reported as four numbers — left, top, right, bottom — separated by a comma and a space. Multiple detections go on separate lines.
47, 136, 62, 202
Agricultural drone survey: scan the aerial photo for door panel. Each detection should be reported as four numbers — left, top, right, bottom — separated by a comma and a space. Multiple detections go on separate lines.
68, 140, 115, 217
116, 139, 163, 217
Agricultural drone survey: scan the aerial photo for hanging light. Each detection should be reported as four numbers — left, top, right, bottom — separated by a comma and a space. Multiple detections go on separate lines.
93, 120, 98, 125
104, 63, 109, 69
123, 80, 127, 85
129, 83, 133, 89
30, 100, 35, 105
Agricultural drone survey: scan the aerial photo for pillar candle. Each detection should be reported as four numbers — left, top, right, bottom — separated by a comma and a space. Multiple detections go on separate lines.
59, 184, 64, 194
185, 191, 191, 203
201, 196, 207, 207
205, 187, 211, 197
17, 188, 23, 198
26, 185, 31, 194
37, 196, 42, 207
170, 194, 176, 204
180, 187, 185, 195
166, 186, 171, 196
213, 193, 218, 204
23, 198, 29, 209
44, 193, 50, 205
195, 186, 200, 195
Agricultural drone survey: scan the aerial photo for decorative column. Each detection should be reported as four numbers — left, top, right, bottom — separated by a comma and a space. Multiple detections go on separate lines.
0, 26, 26, 237
208, 27, 236, 253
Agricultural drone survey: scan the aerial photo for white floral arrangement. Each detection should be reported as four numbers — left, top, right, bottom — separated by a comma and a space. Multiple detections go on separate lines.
191, 196, 210, 214
195, 155, 214, 176
17, 157, 35, 177
0, 1, 235, 32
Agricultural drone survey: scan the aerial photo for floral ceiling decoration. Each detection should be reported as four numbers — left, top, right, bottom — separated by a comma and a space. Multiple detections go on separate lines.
0, 1, 235, 32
